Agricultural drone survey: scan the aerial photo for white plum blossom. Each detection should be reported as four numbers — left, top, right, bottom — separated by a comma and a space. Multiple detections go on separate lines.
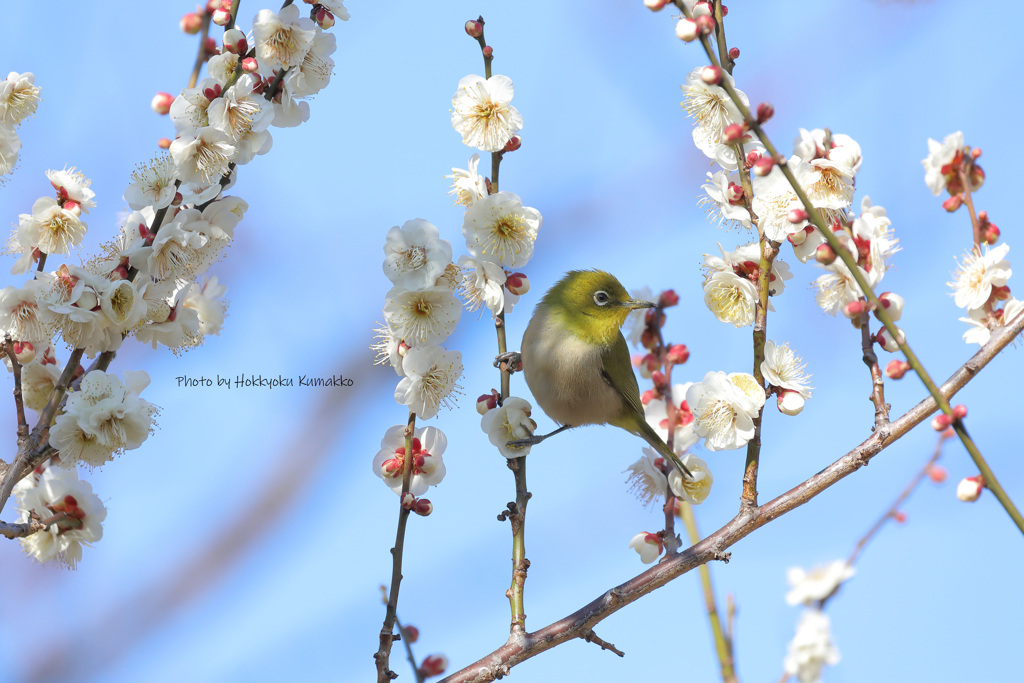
923, 131, 964, 195
761, 340, 812, 399
786, 560, 855, 606
383, 285, 462, 345
253, 5, 317, 78
372, 425, 447, 497
703, 270, 757, 327
134, 295, 201, 352
629, 532, 663, 564
783, 609, 841, 683
0, 280, 48, 344
447, 154, 488, 207
0, 122, 21, 176
371, 324, 407, 376
48, 370, 158, 468
285, 30, 337, 97
643, 382, 699, 453
451, 74, 524, 153
22, 360, 62, 412
700, 170, 752, 229
0, 72, 41, 126
169, 80, 217, 134
318, 0, 350, 21
751, 165, 805, 242
36, 265, 114, 349
680, 67, 747, 160
17, 196, 88, 256
169, 126, 236, 185
13, 464, 106, 569
183, 276, 229, 336
686, 371, 764, 451
394, 345, 463, 420
383, 220, 453, 291
45, 167, 96, 213
206, 52, 240, 85
207, 74, 274, 164
270, 89, 310, 128
458, 255, 510, 316
668, 454, 713, 504
960, 298, 1024, 346
625, 448, 669, 507
462, 191, 541, 269
481, 396, 537, 459
949, 243, 1011, 311
793, 156, 854, 225
124, 155, 178, 210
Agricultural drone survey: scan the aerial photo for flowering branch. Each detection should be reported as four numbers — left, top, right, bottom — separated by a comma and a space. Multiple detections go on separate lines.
438, 311, 1024, 682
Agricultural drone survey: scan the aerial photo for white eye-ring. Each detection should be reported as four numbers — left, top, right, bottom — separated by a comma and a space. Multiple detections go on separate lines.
593, 290, 610, 306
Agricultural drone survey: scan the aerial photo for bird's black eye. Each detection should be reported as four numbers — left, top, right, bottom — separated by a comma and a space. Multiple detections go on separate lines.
593, 290, 610, 306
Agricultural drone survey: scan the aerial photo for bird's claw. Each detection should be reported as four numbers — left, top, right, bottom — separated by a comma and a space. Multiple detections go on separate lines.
494, 351, 522, 374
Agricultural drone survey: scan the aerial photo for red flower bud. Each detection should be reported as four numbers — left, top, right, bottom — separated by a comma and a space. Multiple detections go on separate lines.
465, 20, 483, 38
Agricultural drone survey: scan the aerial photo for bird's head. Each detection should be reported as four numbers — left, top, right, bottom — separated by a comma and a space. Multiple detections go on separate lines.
542, 270, 656, 344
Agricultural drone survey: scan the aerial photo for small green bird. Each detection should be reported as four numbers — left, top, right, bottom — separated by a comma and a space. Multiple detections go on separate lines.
503, 270, 691, 478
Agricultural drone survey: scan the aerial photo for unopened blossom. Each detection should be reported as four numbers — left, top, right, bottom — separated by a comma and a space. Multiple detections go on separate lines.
14, 465, 106, 569
253, 5, 317, 77
956, 475, 984, 502
383, 285, 462, 345
0, 122, 21, 176
680, 67, 747, 160
48, 370, 158, 468
383, 220, 453, 292
949, 243, 1011, 311
922, 131, 964, 196
18, 196, 88, 256
784, 609, 840, 683
284, 30, 337, 97
686, 371, 764, 451
786, 560, 855, 605
447, 154, 488, 207
169, 126, 237, 185
643, 383, 699, 452
0, 72, 41, 126
124, 155, 178, 210
462, 191, 541, 269
207, 74, 274, 164
394, 345, 463, 419
458, 255, 510, 316
371, 424, 447, 496
668, 453, 713, 504
700, 170, 752, 229
45, 167, 96, 213
0, 280, 48, 344
22, 360, 62, 412
629, 532, 663, 564
183, 276, 229, 335
451, 74, 524, 153
481, 396, 537, 458
761, 340, 812, 399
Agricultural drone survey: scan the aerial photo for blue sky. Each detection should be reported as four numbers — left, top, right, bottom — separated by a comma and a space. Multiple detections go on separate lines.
1, 1, 1022, 682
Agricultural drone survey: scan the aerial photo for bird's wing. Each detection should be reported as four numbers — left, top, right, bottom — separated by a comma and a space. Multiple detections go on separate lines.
599, 332, 644, 417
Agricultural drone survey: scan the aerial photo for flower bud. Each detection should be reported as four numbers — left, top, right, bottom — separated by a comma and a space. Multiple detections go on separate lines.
969, 164, 985, 191
212, 8, 231, 25
728, 46, 740, 60
756, 102, 774, 123
722, 123, 745, 143
928, 465, 948, 484
815, 244, 836, 265
700, 66, 723, 85
419, 654, 449, 678
505, 272, 529, 295
885, 359, 910, 380
205, 0, 221, 12
641, 389, 654, 405
403, 625, 420, 643
629, 532, 664, 564
956, 475, 984, 502
640, 328, 657, 350
952, 404, 968, 419
158, 137, 172, 150
695, 14, 716, 34
787, 229, 807, 246
242, 57, 259, 73
400, 492, 416, 509
639, 353, 659, 379
675, 18, 698, 42
787, 208, 808, 224
692, 1, 713, 17
180, 11, 203, 34
465, 19, 483, 38
876, 292, 905, 322
503, 134, 522, 152
777, 390, 805, 416
941, 194, 963, 212
644, 0, 669, 9
982, 224, 1000, 245
892, 510, 907, 524
752, 156, 775, 176
991, 285, 1011, 302
650, 370, 666, 387
931, 413, 952, 431
13, 341, 35, 364
203, 37, 219, 56
667, 344, 690, 365
659, 289, 679, 307
726, 182, 744, 204
875, 326, 905, 352
477, 392, 497, 415
842, 300, 867, 319
482, 45, 493, 59
315, 8, 336, 29
414, 498, 433, 516
151, 92, 174, 115
223, 28, 248, 54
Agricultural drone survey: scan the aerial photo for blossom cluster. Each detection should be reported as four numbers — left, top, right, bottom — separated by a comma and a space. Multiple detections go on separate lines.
4, 2, 347, 567
782, 560, 854, 683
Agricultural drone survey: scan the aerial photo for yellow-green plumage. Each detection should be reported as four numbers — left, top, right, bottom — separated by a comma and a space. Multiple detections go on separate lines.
519, 270, 691, 476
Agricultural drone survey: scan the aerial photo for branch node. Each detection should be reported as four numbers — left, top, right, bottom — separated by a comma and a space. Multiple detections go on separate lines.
582, 629, 626, 657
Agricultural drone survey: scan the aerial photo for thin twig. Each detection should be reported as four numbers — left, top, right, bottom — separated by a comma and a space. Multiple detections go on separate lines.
860, 313, 890, 427
581, 630, 625, 657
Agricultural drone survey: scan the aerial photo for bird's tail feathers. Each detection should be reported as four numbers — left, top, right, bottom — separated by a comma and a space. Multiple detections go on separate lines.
636, 419, 693, 478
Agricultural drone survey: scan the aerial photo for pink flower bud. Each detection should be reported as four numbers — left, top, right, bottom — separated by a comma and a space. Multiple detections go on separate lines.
787, 229, 807, 247
640, 328, 656, 350
419, 654, 449, 678
787, 208, 808, 224
875, 326, 905, 352
151, 92, 174, 115
982, 224, 1001, 245
667, 344, 690, 365
842, 300, 867, 319
969, 164, 985, 191
675, 18, 698, 42
650, 370, 666, 387
315, 8, 336, 29
728, 46, 740, 60
752, 156, 776, 177
205, 0, 221, 12
397, 341, 410, 357
414, 499, 433, 516
180, 12, 203, 34
928, 465, 948, 484
952, 404, 968, 419
815, 244, 836, 265
942, 194, 963, 212
692, 1, 713, 16
242, 57, 259, 73
403, 625, 420, 643
503, 134, 522, 152
892, 510, 907, 524
203, 37, 219, 56
645, 0, 669, 9
63, 200, 82, 216
659, 289, 679, 307
401, 492, 416, 510
695, 14, 716, 34
505, 272, 529, 295
158, 137, 172, 150
876, 292, 905, 322
482, 45, 493, 59
777, 390, 805, 416
639, 353, 659, 379
721, 122, 745, 143
972, 148, 983, 159
465, 20, 483, 38
931, 413, 952, 431
477, 392, 497, 415
700, 66, 723, 85
956, 475, 984, 502
991, 285, 1010, 301
726, 182, 744, 203
13, 341, 35, 364
885, 359, 910, 380
756, 102, 774, 123
223, 28, 248, 54
212, 8, 231, 25
641, 389, 654, 405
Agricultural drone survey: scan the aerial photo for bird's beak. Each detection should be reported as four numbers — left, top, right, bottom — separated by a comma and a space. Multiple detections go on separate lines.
621, 299, 657, 310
